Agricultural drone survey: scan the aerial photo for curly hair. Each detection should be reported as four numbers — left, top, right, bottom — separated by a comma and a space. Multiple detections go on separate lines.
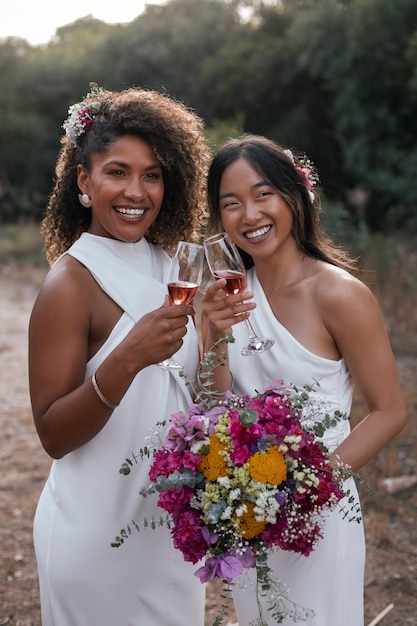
41, 86, 212, 265
207, 134, 357, 273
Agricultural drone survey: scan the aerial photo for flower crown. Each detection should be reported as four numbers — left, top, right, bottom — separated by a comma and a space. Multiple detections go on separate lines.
284, 148, 319, 201
63, 83, 111, 147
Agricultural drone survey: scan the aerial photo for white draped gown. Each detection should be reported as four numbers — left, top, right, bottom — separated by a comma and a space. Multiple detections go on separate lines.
228, 268, 365, 626
33, 233, 205, 626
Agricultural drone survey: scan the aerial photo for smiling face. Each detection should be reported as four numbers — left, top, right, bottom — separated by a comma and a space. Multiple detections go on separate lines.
219, 157, 297, 263
77, 134, 164, 243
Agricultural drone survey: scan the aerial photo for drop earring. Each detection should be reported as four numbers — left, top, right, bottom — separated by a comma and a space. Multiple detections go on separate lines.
78, 193, 92, 208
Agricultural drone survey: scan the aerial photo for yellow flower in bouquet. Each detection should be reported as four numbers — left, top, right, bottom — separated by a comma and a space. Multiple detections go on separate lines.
247, 446, 287, 486
234, 501, 267, 539
198, 434, 230, 481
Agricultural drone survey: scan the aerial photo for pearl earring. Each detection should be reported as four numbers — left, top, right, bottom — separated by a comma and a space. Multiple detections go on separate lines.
78, 193, 92, 208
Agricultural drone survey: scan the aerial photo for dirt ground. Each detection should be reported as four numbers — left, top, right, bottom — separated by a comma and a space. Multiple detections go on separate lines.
0, 265, 416, 626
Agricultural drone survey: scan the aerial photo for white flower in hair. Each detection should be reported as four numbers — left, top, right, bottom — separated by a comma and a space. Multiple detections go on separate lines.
63, 83, 111, 147
284, 148, 318, 202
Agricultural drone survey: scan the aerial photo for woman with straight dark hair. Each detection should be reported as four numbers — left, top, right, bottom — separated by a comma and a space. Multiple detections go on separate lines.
200, 134, 406, 625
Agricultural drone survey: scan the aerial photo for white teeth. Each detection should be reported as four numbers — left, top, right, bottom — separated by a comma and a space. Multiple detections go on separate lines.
245, 225, 271, 240
115, 207, 145, 217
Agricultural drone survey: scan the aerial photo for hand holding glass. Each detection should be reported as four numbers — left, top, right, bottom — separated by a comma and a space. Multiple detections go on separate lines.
158, 241, 204, 369
203, 232, 274, 356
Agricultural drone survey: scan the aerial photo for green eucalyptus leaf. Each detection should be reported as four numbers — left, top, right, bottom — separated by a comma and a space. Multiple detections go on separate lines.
239, 407, 259, 427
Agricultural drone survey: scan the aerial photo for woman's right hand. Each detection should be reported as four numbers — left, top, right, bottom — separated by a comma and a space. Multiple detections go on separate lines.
124, 297, 194, 369
201, 278, 256, 346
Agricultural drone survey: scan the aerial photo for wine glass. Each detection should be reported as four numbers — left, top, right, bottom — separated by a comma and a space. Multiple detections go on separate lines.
158, 241, 205, 369
203, 232, 274, 356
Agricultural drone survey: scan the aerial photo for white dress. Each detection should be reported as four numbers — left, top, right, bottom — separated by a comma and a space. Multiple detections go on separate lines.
33, 234, 205, 626
228, 269, 365, 626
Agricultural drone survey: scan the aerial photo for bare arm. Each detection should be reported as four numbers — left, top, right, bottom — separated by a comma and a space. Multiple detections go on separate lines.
29, 259, 193, 459
323, 275, 407, 472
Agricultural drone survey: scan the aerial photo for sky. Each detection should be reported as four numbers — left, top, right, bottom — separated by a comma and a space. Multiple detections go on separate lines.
0, 0, 168, 46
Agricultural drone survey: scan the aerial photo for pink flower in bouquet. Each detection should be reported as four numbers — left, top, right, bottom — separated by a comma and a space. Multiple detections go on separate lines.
157, 485, 194, 519
228, 411, 264, 464
164, 411, 208, 452
149, 449, 200, 481
171, 509, 206, 563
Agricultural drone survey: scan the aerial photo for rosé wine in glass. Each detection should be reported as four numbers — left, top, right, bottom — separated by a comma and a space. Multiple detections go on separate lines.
213, 270, 246, 296
158, 241, 204, 370
204, 232, 274, 356
168, 281, 199, 306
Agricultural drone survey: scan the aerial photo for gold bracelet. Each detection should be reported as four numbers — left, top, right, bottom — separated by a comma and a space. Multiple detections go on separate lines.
91, 372, 119, 410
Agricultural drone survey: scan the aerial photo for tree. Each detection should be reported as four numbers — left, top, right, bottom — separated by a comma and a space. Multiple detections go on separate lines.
290, 0, 417, 229
1, 0, 417, 231
91, 0, 240, 116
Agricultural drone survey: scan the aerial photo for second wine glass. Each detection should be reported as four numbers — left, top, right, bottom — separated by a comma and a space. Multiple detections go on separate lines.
159, 241, 204, 370
203, 232, 274, 356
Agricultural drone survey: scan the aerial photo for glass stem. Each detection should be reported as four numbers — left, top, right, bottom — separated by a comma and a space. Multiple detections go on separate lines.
245, 318, 259, 341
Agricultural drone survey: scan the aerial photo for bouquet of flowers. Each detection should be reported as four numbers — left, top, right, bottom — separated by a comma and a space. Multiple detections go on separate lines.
113, 338, 357, 625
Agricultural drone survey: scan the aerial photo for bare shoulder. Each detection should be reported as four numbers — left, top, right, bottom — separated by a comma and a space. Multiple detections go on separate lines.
312, 262, 384, 336
314, 262, 377, 309
31, 255, 94, 325
45, 254, 90, 285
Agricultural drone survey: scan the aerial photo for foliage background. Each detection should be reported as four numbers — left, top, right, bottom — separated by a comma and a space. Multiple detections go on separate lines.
1, 0, 417, 242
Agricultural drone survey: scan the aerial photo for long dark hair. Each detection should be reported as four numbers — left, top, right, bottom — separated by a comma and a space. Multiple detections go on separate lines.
207, 134, 356, 272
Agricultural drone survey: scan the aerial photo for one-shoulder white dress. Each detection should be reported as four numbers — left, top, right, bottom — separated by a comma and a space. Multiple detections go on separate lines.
33, 234, 205, 626
228, 268, 365, 626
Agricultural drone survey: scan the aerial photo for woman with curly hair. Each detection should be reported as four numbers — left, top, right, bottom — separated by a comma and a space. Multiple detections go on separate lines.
29, 84, 211, 626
